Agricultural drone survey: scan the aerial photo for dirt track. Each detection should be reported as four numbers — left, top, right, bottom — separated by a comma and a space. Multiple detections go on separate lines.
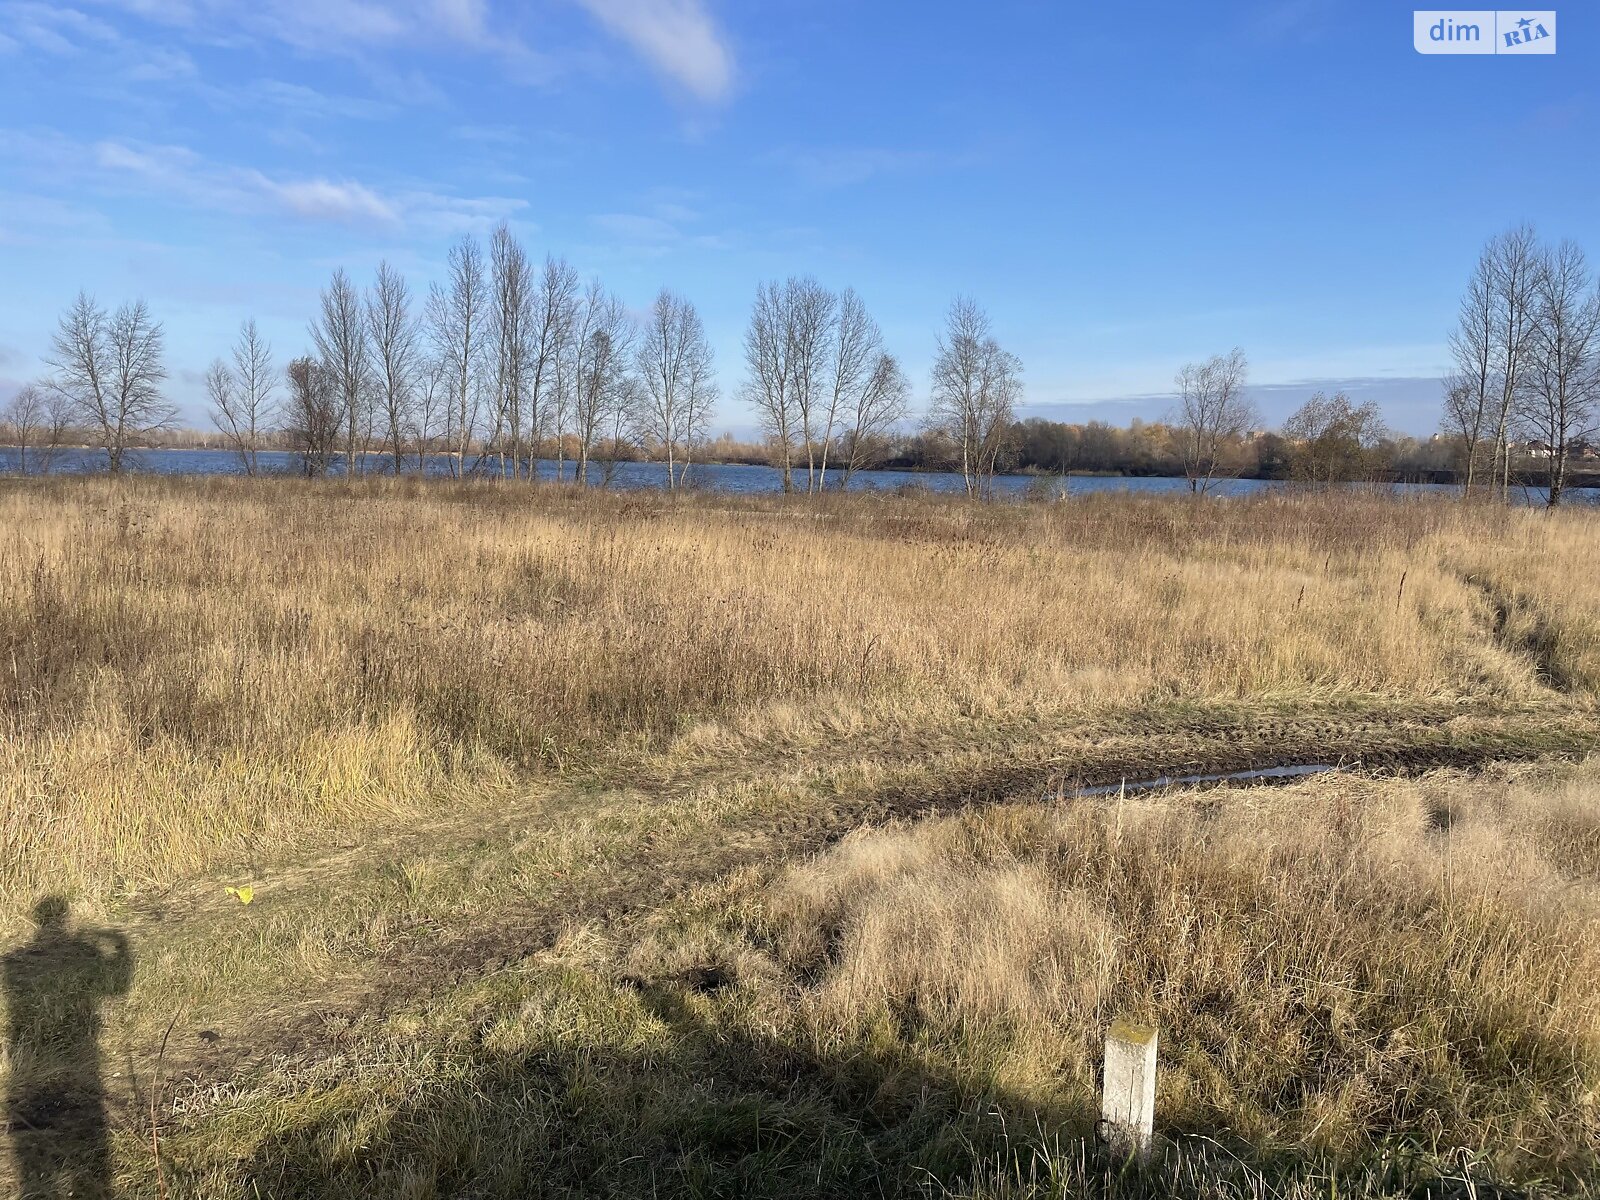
97, 697, 1597, 1107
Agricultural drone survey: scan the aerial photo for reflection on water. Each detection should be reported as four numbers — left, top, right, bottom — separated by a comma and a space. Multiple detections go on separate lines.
2, 447, 1593, 504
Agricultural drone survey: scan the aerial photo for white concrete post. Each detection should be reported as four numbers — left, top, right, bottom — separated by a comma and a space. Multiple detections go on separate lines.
1101, 1016, 1157, 1164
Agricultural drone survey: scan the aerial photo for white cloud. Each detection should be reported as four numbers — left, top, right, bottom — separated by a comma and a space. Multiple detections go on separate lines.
399, 190, 530, 236
248, 79, 395, 121
429, 0, 489, 42
125, 43, 196, 78
89, 0, 197, 24
5, 130, 527, 232
576, 0, 733, 101
1, 2, 122, 53
79, 0, 729, 98
85, 0, 551, 80
252, 0, 411, 50
248, 175, 401, 226
585, 202, 729, 258
94, 138, 198, 176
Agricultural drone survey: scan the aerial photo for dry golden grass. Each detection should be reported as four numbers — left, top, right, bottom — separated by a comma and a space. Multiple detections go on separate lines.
697, 760, 1600, 1189
5, 476, 1600, 1197
1, 475, 1597, 922
127, 761, 1600, 1198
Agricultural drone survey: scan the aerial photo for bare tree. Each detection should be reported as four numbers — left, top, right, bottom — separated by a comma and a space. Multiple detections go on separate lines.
743, 280, 799, 492
599, 376, 641, 488
928, 297, 1022, 498
570, 280, 635, 485
488, 223, 535, 478
206, 319, 276, 475
636, 289, 716, 489
285, 355, 340, 476
204, 358, 239, 465
411, 355, 445, 474
427, 235, 488, 478
823, 289, 905, 489
1523, 239, 1600, 506
1446, 247, 1497, 494
1171, 347, 1254, 495
1441, 372, 1486, 487
3, 384, 71, 475
741, 277, 836, 493
787, 279, 835, 493
836, 351, 911, 487
367, 261, 420, 475
679, 314, 717, 488
531, 256, 579, 479
1484, 225, 1540, 497
46, 293, 173, 473
310, 269, 370, 476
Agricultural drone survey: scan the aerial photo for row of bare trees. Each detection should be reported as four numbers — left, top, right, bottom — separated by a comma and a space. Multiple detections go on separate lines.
0, 294, 180, 475
739, 287, 1032, 498
741, 278, 918, 493
6, 225, 716, 485
0, 384, 75, 474
256, 225, 719, 486
11, 243, 1028, 493
1445, 225, 1600, 506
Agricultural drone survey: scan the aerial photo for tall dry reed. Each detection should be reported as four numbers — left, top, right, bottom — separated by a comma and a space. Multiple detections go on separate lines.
1, 476, 1595, 915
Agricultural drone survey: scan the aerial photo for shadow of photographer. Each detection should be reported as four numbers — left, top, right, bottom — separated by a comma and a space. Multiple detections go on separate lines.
4, 896, 133, 1199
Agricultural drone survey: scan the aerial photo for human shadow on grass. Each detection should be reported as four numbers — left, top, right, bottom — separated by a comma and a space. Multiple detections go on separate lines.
4, 896, 133, 1200
225, 968, 1543, 1200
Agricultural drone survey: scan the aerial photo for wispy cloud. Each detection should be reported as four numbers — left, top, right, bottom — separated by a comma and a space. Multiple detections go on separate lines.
4, 128, 525, 233
125, 42, 195, 78
0, 3, 203, 85
246, 174, 400, 225
1, 3, 122, 54
575, 0, 733, 101
84, 0, 554, 82
76, 0, 733, 98
586, 197, 729, 257
241, 79, 395, 121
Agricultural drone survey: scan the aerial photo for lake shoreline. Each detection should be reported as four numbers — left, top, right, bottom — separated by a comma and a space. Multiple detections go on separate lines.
4, 443, 1598, 501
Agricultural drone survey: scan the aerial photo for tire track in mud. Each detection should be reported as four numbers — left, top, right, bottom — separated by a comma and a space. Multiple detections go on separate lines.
1460, 570, 1574, 693
96, 702, 1600, 1147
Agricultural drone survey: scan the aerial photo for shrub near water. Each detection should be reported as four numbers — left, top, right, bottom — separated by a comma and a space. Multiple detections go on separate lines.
1, 476, 1597, 918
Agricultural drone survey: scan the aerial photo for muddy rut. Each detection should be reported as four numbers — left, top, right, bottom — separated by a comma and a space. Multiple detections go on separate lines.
24, 698, 1588, 1159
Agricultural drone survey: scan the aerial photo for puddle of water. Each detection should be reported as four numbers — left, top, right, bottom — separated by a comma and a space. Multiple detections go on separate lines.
1060, 763, 1340, 798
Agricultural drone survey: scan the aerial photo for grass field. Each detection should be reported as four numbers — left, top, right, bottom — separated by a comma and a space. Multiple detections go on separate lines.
0, 476, 1597, 1197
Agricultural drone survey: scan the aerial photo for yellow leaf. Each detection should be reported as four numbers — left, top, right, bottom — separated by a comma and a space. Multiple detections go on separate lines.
227, 885, 254, 905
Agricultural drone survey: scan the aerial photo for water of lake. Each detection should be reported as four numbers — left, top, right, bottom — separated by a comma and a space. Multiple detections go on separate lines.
1, 447, 1593, 504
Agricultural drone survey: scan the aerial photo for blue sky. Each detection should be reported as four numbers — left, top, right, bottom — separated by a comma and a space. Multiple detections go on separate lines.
1, 0, 1595, 435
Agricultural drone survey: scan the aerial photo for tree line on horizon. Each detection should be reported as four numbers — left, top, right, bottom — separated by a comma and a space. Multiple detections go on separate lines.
0, 222, 975, 493
3, 223, 1594, 499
